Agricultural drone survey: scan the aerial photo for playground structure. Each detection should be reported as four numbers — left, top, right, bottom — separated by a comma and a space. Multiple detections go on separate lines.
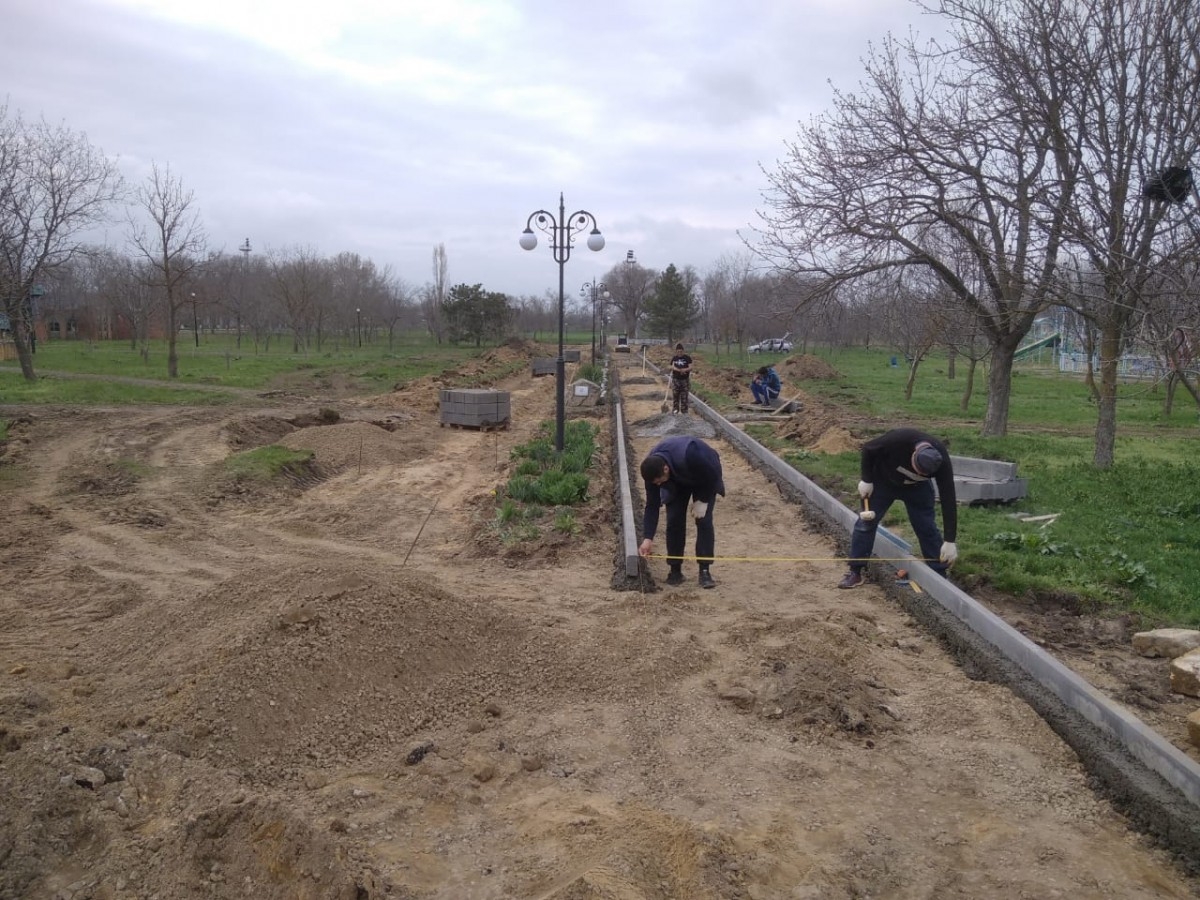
1013, 315, 1199, 382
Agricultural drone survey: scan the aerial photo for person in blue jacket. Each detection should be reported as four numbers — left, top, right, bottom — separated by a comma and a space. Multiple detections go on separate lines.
750, 365, 781, 405
638, 436, 725, 589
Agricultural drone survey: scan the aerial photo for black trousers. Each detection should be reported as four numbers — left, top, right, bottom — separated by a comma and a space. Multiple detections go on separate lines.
663, 487, 715, 570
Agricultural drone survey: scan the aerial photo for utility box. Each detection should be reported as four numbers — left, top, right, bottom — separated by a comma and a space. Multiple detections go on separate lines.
568, 379, 601, 408
439, 389, 511, 430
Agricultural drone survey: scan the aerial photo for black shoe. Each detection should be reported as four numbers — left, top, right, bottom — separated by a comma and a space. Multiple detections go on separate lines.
665, 570, 684, 586
698, 569, 716, 589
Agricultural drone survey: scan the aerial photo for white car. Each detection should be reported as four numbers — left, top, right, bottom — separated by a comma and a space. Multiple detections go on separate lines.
748, 338, 793, 353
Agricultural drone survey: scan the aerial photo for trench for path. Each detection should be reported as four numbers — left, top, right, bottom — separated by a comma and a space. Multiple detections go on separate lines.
604, 356, 1200, 869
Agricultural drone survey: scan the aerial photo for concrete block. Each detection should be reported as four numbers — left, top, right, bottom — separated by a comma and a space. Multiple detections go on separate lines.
934, 455, 1029, 505
439, 389, 511, 427
1169, 649, 1200, 697
1133, 629, 1200, 659
1189, 709, 1200, 748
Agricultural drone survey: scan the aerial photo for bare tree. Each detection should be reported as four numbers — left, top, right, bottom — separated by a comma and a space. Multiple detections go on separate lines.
0, 105, 123, 379
380, 275, 415, 351
267, 245, 328, 353
510, 292, 555, 341
128, 163, 206, 377
1016, 0, 1200, 466
1109, 257, 1200, 416
92, 250, 157, 356
421, 243, 449, 343
757, 3, 1079, 437
605, 259, 656, 336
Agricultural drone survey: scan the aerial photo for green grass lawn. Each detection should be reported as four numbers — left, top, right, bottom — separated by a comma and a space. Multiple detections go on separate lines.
0, 333, 514, 403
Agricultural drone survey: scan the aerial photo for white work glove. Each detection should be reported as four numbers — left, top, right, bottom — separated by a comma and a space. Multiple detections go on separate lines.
858, 481, 874, 499
940, 542, 958, 565
691, 500, 709, 520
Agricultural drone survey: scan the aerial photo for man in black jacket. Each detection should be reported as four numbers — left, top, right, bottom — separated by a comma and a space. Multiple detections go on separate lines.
639, 436, 725, 589
838, 427, 958, 588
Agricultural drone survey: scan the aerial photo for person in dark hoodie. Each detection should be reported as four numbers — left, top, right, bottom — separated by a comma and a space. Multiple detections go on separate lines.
838, 427, 957, 589
638, 436, 725, 589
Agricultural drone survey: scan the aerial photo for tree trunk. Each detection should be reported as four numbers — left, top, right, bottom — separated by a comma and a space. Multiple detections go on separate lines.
982, 340, 1018, 436
167, 305, 179, 378
13, 334, 35, 381
903, 357, 921, 400
960, 357, 978, 411
1092, 326, 1121, 469
1082, 327, 1099, 402
1179, 371, 1200, 410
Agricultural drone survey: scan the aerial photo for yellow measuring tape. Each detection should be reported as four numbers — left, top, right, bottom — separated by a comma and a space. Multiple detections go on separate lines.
646, 554, 939, 563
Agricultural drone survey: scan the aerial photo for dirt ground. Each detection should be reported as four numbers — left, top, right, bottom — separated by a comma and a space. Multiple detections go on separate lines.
1, 348, 1198, 899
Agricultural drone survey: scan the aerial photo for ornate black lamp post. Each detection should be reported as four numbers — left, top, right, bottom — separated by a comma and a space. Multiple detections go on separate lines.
581, 278, 608, 363
520, 194, 604, 453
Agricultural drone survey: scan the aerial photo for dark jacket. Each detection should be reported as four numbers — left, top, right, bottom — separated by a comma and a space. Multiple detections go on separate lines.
670, 352, 693, 382
641, 436, 725, 540
859, 428, 957, 541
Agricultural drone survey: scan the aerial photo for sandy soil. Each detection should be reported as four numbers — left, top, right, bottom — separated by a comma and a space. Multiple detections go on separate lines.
0, 349, 1197, 899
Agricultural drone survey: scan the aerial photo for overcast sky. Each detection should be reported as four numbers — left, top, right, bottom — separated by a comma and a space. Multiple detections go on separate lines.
4, 0, 931, 298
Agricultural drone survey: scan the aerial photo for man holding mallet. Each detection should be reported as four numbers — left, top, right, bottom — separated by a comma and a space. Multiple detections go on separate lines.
838, 427, 958, 589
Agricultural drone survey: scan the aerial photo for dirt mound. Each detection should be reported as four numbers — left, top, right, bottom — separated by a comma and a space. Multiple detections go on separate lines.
386, 373, 445, 413
488, 336, 551, 362
276, 420, 431, 471
764, 389, 861, 454
779, 354, 841, 380
174, 566, 711, 778
697, 364, 751, 401
382, 341, 555, 413
811, 426, 858, 454
222, 415, 297, 450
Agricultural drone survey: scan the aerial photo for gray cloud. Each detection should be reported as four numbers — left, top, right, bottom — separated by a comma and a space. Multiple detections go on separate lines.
4, 0, 926, 295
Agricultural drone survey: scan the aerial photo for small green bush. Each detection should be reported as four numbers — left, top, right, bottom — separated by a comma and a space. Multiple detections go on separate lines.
554, 510, 580, 534
536, 470, 589, 505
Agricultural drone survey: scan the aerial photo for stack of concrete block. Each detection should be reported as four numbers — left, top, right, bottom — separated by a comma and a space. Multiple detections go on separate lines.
563, 349, 582, 362
439, 389, 511, 429
938, 455, 1029, 505
531, 358, 556, 377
